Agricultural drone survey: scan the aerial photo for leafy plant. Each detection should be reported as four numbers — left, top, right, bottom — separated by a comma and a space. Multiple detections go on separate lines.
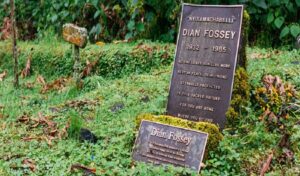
0, 0, 299, 45
247, 0, 300, 46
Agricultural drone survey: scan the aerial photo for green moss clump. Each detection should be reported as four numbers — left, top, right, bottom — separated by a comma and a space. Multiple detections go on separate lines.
237, 10, 250, 69
226, 11, 251, 127
135, 113, 223, 157
226, 67, 250, 126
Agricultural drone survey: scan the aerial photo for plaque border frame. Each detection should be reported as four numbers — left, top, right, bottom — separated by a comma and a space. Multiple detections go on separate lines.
132, 119, 209, 173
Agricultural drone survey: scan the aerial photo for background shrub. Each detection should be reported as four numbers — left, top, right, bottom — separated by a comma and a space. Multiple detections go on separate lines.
1, 0, 299, 46
0, 40, 175, 78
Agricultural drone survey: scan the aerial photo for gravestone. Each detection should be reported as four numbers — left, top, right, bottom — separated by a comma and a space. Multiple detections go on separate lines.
133, 120, 208, 172
167, 4, 244, 128
62, 23, 88, 87
63, 23, 88, 48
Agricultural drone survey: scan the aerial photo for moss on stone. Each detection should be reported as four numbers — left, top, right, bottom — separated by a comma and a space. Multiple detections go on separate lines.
226, 67, 250, 126
226, 11, 251, 127
135, 113, 223, 158
237, 10, 250, 69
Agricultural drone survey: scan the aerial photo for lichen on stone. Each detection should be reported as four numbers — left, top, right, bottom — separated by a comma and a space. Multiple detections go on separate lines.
226, 67, 250, 126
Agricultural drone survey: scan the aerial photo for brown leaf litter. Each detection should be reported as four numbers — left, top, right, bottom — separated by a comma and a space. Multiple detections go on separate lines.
17, 112, 69, 146
259, 151, 273, 176
81, 59, 98, 79
20, 49, 33, 78
36, 75, 71, 94
70, 163, 96, 174
22, 158, 36, 172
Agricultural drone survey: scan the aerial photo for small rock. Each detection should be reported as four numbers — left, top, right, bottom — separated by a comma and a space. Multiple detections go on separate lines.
63, 23, 88, 48
79, 128, 98, 144
110, 102, 125, 113
291, 61, 300, 65
49, 107, 60, 113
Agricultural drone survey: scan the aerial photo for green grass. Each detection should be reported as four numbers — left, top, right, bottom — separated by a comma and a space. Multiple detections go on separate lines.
247, 47, 300, 88
0, 40, 299, 175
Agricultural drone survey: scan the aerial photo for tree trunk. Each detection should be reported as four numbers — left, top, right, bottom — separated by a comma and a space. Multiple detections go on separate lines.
10, 0, 19, 88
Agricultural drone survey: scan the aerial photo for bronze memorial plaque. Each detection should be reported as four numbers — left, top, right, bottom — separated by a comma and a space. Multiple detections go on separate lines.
132, 120, 208, 172
167, 4, 243, 128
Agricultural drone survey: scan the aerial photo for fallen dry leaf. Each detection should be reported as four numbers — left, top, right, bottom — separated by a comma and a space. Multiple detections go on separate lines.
23, 82, 35, 89
134, 43, 153, 54
22, 158, 36, 172
40, 77, 71, 94
22, 136, 42, 142
58, 120, 70, 140
19, 112, 64, 146
0, 17, 12, 40
81, 59, 98, 79
2, 154, 23, 161
48, 129, 58, 137
274, 76, 284, 95
260, 152, 273, 176
42, 135, 55, 146
249, 52, 272, 60
36, 75, 46, 86
70, 163, 96, 174
267, 112, 278, 123
262, 75, 285, 96
0, 114, 3, 119
18, 114, 30, 124
1, 122, 6, 130
259, 109, 271, 121
21, 51, 32, 78
0, 70, 7, 81
28, 112, 57, 130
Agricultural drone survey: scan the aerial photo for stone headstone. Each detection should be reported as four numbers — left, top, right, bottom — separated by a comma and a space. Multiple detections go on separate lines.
132, 120, 208, 172
167, 4, 243, 129
63, 23, 88, 48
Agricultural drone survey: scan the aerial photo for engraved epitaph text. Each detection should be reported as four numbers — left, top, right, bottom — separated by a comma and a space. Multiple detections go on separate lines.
132, 120, 208, 172
167, 4, 243, 128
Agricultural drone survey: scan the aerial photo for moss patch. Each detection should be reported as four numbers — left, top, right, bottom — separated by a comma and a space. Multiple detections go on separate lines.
237, 10, 250, 69
226, 11, 251, 127
226, 67, 250, 126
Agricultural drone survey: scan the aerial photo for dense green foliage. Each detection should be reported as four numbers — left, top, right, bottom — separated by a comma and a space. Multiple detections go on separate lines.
226, 67, 250, 126
1, 0, 299, 45
0, 39, 174, 79
0, 40, 299, 175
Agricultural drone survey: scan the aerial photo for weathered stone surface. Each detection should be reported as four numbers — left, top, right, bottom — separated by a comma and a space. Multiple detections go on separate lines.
133, 120, 208, 173
166, 4, 243, 129
63, 23, 88, 48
